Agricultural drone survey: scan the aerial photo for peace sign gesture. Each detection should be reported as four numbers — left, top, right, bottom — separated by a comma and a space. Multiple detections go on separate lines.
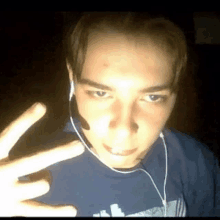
0, 103, 84, 216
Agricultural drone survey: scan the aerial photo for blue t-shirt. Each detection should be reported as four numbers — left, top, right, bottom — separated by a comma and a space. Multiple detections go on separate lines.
22, 121, 220, 217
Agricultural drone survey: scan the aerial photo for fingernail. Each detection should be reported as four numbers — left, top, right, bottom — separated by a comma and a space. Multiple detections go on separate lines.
33, 103, 46, 114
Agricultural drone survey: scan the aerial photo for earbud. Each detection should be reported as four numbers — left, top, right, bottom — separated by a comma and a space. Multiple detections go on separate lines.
69, 81, 75, 101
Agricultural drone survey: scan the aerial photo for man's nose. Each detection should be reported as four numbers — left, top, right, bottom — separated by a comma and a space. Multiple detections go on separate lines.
109, 105, 139, 138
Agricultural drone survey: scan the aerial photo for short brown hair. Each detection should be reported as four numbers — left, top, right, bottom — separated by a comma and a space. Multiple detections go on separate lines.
65, 12, 188, 94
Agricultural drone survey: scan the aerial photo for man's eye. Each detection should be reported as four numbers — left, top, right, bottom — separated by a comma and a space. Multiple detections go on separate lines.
86, 91, 110, 99
143, 95, 168, 103
86, 91, 168, 103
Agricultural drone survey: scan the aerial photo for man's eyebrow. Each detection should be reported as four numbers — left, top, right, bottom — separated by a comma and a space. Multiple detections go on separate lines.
78, 78, 173, 93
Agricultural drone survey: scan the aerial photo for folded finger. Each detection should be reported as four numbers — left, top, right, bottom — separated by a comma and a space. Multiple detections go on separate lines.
4, 140, 85, 178
15, 200, 77, 217
14, 179, 50, 201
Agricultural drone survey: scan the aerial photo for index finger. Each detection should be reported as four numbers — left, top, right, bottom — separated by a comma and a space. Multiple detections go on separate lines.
5, 140, 85, 178
0, 103, 46, 159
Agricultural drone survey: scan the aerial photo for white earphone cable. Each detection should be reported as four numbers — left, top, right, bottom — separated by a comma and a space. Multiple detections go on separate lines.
69, 81, 167, 216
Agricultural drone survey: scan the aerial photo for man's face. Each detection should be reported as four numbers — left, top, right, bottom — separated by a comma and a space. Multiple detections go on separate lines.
72, 32, 177, 169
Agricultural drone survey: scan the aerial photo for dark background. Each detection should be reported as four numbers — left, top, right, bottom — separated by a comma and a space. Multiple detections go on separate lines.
0, 11, 219, 160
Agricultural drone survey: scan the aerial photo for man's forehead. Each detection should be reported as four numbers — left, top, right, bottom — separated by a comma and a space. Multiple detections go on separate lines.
72, 32, 175, 91
87, 31, 168, 54
86, 32, 173, 70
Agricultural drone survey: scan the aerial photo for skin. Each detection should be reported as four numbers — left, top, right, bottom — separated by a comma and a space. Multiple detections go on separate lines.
0, 103, 83, 216
68, 32, 177, 169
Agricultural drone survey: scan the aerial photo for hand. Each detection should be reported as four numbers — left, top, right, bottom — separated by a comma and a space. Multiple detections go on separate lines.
0, 103, 85, 216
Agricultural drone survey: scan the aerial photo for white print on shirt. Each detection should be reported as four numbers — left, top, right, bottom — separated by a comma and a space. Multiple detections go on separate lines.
93, 196, 186, 217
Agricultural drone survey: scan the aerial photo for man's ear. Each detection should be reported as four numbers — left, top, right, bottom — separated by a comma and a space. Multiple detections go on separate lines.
66, 59, 74, 83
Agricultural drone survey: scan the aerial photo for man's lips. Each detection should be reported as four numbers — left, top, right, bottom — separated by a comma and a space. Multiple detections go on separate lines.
103, 144, 137, 156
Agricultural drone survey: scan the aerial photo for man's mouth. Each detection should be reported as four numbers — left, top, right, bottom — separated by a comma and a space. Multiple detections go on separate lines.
103, 144, 137, 156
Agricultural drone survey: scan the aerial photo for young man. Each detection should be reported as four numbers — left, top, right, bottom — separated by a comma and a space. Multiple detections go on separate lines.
0, 12, 219, 217
35, 12, 219, 216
